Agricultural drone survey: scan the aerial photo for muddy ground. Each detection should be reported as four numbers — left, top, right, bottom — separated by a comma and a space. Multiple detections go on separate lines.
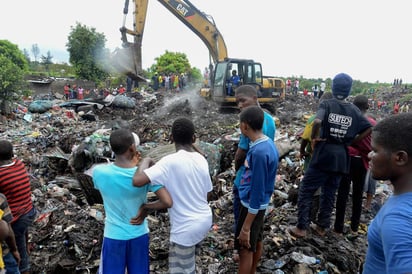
2, 85, 397, 273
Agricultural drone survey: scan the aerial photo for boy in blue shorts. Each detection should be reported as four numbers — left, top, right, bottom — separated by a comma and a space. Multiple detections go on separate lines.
93, 129, 172, 274
235, 106, 279, 274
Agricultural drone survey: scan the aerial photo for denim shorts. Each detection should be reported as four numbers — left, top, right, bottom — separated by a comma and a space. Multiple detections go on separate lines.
2, 252, 20, 274
11, 207, 36, 273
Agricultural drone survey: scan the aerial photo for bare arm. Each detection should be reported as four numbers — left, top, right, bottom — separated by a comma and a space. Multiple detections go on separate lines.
5, 224, 20, 264
132, 158, 154, 187
311, 118, 325, 150
234, 148, 247, 171
351, 127, 372, 145
237, 212, 256, 249
130, 187, 173, 225
300, 139, 310, 159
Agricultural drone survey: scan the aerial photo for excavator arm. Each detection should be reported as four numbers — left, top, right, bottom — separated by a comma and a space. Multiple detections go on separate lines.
156, 0, 228, 63
115, 0, 149, 81
117, 0, 228, 81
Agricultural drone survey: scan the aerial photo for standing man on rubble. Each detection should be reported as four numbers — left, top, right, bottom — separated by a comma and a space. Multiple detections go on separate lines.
288, 73, 372, 238
0, 140, 36, 274
232, 85, 276, 234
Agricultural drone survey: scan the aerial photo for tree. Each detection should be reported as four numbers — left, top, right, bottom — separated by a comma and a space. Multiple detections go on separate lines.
150, 51, 191, 75
66, 22, 109, 83
149, 50, 201, 83
23, 48, 31, 63
31, 44, 40, 63
41, 51, 53, 75
0, 40, 29, 114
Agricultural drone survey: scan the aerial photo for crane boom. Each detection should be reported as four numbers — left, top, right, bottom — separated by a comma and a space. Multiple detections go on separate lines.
118, 0, 227, 80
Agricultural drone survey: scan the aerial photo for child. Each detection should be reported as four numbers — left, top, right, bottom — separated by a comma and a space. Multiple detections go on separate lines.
363, 113, 412, 273
133, 117, 213, 274
92, 129, 172, 274
233, 85, 276, 232
235, 105, 279, 274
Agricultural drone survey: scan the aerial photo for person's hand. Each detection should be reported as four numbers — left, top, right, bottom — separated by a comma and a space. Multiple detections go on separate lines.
130, 206, 147, 225
237, 228, 251, 249
299, 151, 308, 160
12, 250, 21, 265
133, 151, 141, 165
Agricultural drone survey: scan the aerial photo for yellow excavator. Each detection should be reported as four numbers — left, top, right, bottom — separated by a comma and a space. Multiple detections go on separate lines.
116, 0, 284, 108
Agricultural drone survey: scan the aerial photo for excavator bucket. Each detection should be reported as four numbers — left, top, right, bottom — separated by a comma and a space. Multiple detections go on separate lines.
111, 44, 147, 82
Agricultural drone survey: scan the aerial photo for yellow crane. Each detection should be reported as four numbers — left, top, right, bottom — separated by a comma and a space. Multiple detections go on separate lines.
117, 0, 284, 108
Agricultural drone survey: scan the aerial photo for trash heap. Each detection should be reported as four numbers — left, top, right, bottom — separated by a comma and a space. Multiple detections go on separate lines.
0, 88, 394, 273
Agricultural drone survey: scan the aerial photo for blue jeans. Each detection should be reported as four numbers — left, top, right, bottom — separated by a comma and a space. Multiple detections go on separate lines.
11, 207, 36, 273
297, 167, 341, 230
3, 252, 20, 274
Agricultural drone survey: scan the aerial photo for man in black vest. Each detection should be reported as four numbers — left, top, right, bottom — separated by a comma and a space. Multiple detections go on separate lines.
289, 73, 372, 238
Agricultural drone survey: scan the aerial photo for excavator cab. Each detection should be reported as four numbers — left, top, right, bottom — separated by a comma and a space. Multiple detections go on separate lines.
211, 58, 268, 105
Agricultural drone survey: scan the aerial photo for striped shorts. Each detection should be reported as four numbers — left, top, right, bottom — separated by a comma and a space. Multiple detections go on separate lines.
168, 242, 201, 274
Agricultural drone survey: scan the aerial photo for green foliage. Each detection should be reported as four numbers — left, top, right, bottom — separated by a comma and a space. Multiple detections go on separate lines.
66, 22, 109, 83
149, 51, 191, 75
149, 51, 202, 82
0, 40, 29, 105
189, 67, 202, 83
282, 75, 392, 96
23, 49, 31, 63
41, 51, 53, 74
31, 44, 40, 62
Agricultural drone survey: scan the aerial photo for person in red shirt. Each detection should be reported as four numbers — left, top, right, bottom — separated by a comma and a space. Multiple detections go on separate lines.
63, 84, 70, 100
0, 140, 36, 274
118, 85, 126, 95
394, 101, 400, 114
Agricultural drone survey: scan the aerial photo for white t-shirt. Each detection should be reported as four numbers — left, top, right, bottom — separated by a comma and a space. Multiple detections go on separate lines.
320, 82, 326, 92
144, 150, 213, 246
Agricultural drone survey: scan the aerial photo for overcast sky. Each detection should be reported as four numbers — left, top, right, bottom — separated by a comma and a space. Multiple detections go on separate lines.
1, 0, 410, 83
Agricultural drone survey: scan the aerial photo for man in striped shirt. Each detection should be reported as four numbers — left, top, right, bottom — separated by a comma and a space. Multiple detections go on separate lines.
0, 140, 36, 274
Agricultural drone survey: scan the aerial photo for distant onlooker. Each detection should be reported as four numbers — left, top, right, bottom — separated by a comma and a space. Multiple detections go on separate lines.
118, 85, 126, 95
393, 101, 400, 114
293, 79, 299, 95
319, 81, 326, 99
64, 84, 70, 100
77, 86, 84, 100
312, 84, 319, 99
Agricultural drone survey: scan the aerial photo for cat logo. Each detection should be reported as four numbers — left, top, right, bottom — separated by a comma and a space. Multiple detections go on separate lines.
176, 4, 188, 16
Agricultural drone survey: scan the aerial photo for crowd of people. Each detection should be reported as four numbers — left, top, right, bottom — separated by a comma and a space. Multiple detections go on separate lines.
151, 72, 188, 92
1, 71, 411, 273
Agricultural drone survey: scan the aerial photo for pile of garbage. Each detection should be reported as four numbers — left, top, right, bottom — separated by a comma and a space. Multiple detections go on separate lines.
0, 88, 394, 273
